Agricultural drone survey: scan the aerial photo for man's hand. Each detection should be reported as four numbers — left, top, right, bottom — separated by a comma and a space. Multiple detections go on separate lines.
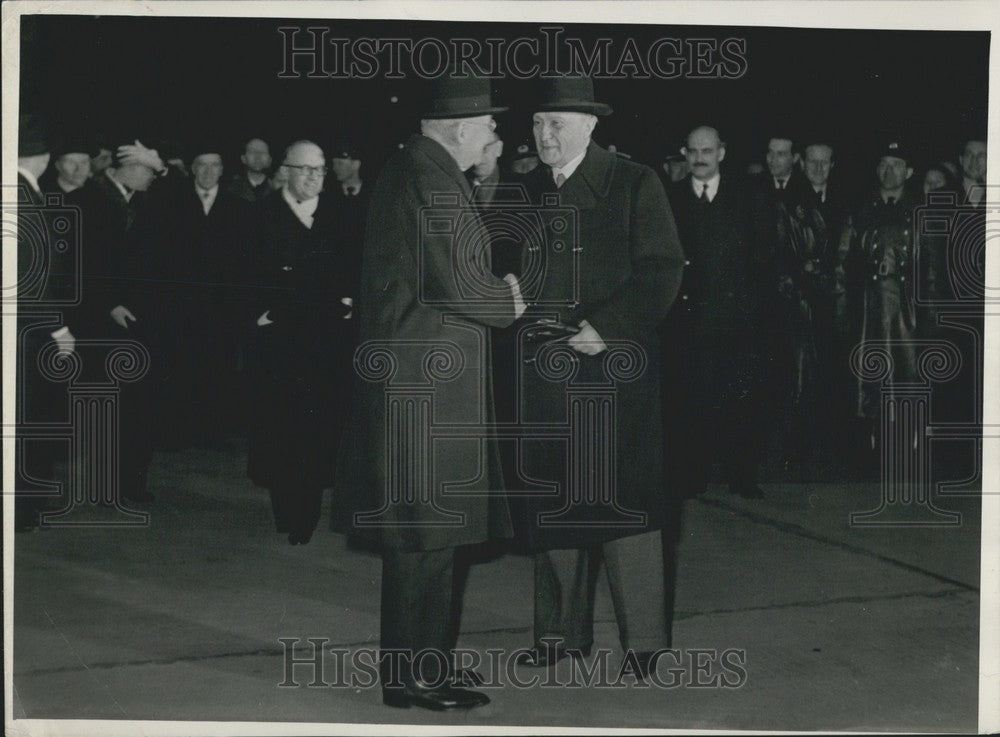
568, 319, 607, 355
51, 326, 76, 355
116, 140, 165, 173
110, 305, 137, 329
257, 310, 274, 326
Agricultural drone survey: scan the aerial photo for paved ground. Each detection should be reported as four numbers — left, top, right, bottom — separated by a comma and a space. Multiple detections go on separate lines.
9, 442, 985, 734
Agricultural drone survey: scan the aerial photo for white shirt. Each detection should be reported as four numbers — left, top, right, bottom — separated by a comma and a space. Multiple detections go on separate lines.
963, 177, 984, 206
552, 150, 587, 185
17, 166, 41, 195
282, 186, 319, 229
342, 182, 362, 196
106, 170, 133, 202
813, 184, 827, 203
691, 173, 721, 203
773, 176, 790, 190
197, 184, 219, 214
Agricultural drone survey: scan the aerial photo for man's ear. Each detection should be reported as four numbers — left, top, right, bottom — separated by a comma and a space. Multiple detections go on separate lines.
718, 147, 726, 163
905, 167, 914, 181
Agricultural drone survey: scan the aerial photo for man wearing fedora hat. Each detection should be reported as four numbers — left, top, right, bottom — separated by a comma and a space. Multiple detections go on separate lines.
339, 75, 525, 710
512, 75, 685, 677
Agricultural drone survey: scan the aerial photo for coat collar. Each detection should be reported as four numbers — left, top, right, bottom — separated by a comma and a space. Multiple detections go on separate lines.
542, 141, 616, 210
407, 133, 473, 200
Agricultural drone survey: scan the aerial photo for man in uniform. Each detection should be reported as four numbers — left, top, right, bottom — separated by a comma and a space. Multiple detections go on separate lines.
845, 141, 930, 448
514, 76, 685, 677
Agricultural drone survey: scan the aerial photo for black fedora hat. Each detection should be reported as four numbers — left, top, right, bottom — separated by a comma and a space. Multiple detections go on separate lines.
423, 76, 508, 119
536, 75, 612, 116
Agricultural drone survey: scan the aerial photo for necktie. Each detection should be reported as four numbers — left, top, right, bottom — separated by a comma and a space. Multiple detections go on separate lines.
201, 190, 212, 214
886, 196, 896, 206
555, 172, 566, 188
700, 182, 709, 201
777, 179, 786, 191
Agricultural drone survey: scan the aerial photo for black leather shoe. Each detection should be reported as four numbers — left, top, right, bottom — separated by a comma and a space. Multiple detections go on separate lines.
452, 667, 485, 688
515, 643, 592, 668
382, 683, 490, 711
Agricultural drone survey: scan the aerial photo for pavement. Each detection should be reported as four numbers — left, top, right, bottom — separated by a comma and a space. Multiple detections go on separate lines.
8, 442, 987, 734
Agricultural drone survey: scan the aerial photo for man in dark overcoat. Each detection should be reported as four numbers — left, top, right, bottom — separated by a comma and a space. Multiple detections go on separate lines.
844, 141, 935, 442
70, 139, 177, 504
157, 142, 253, 449
663, 125, 764, 501
246, 140, 352, 545
339, 77, 525, 710
512, 76, 685, 676
14, 115, 77, 530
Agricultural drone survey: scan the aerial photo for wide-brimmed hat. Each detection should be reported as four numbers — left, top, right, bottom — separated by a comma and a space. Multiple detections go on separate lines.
535, 75, 612, 116
423, 76, 508, 119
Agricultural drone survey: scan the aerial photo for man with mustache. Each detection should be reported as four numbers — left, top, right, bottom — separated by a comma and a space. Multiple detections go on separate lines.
662, 125, 764, 501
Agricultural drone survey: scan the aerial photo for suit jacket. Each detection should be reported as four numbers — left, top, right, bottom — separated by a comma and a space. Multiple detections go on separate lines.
515, 141, 685, 549
339, 133, 518, 551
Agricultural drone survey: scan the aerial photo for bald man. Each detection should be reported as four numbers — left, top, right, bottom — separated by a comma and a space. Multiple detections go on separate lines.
664, 125, 765, 501
246, 141, 353, 545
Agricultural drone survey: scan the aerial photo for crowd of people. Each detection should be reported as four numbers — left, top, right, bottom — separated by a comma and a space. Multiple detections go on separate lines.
14, 73, 987, 710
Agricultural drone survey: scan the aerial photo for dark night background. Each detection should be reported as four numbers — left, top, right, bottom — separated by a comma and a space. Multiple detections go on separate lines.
20, 14, 989, 191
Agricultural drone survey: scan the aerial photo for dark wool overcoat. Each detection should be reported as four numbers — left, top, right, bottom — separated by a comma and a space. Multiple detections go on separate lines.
512, 142, 685, 549
338, 134, 517, 552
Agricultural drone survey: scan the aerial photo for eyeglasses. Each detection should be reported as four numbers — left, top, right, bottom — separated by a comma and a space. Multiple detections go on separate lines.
466, 119, 497, 132
283, 164, 327, 177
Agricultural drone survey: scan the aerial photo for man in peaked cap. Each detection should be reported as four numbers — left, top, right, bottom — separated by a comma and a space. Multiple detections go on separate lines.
339, 75, 526, 710
512, 75, 685, 679
844, 139, 937, 456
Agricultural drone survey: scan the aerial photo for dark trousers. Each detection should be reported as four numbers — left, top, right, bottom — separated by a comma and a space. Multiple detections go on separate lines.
380, 547, 456, 688
532, 530, 670, 653
268, 486, 323, 537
